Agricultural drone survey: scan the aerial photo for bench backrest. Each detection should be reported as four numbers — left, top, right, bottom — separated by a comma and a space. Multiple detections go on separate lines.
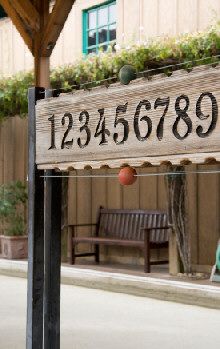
98, 208, 169, 243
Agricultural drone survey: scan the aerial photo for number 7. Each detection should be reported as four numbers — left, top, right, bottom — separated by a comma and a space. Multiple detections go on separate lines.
154, 97, 170, 141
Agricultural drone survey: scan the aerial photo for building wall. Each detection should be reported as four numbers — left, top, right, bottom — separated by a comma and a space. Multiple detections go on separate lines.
1, 0, 220, 269
1, 0, 220, 76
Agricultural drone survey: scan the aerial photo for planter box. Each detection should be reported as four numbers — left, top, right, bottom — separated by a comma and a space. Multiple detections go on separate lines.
0, 235, 28, 259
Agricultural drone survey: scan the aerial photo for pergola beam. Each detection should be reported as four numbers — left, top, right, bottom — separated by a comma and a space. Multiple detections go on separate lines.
9, 0, 40, 32
40, 0, 75, 57
0, 0, 33, 52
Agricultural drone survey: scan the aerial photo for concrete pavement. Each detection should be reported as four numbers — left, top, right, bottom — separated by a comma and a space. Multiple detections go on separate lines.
0, 274, 220, 349
0, 259, 220, 309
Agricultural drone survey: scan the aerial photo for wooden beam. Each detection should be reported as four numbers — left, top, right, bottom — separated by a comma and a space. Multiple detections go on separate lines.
0, 0, 33, 52
9, 0, 40, 32
33, 0, 50, 87
40, 0, 75, 57
34, 56, 50, 87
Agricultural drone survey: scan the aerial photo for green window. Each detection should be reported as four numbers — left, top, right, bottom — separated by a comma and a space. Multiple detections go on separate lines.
83, 1, 116, 54
0, 6, 7, 19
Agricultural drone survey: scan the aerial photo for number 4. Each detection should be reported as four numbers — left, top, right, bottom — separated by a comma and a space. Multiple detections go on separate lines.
94, 108, 110, 145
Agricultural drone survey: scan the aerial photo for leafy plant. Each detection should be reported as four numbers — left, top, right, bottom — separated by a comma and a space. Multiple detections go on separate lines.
1, 22, 220, 122
0, 181, 28, 236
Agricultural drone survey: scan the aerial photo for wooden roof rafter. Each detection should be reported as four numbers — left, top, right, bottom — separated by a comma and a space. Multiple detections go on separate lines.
9, 0, 40, 32
0, 0, 75, 57
40, 0, 76, 57
0, 0, 34, 52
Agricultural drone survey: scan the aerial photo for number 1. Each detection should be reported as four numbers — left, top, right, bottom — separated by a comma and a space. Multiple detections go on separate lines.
48, 114, 56, 149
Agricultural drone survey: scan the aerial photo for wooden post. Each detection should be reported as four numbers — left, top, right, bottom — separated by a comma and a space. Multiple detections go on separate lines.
26, 87, 45, 349
43, 90, 62, 349
33, 0, 50, 88
44, 169, 62, 349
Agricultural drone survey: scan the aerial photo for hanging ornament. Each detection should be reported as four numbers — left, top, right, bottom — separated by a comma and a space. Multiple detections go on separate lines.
119, 65, 136, 85
118, 166, 137, 185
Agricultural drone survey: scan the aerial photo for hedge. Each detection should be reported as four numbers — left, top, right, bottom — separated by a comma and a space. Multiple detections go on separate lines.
1, 22, 220, 122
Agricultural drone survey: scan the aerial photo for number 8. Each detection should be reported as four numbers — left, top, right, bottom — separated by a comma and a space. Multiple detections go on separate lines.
172, 95, 192, 140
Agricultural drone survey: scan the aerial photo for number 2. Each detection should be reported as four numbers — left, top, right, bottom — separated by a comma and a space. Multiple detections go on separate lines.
61, 113, 73, 149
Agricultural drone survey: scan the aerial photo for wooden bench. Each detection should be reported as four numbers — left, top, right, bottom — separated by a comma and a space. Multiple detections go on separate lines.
67, 208, 170, 273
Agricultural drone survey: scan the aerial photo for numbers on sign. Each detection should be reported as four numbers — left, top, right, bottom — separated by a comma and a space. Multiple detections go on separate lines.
48, 114, 56, 150
134, 100, 152, 141
154, 97, 170, 141
77, 110, 91, 148
196, 92, 218, 138
61, 113, 73, 149
94, 108, 110, 145
172, 95, 192, 140
47, 91, 219, 153
113, 103, 129, 145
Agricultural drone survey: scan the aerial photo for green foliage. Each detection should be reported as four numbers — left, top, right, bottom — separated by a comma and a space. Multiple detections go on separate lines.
0, 181, 28, 236
1, 23, 220, 122
0, 71, 34, 122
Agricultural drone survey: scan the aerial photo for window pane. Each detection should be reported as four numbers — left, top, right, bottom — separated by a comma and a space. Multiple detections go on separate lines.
88, 47, 97, 54
109, 24, 116, 41
98, 6, 108, 27
88, 11, 96, 29
88, 30, 96, 46
109, 4, 116, 23
98, 26, 108, 44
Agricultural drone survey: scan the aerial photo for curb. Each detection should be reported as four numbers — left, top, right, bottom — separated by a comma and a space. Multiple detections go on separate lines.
0, 259, 220, 309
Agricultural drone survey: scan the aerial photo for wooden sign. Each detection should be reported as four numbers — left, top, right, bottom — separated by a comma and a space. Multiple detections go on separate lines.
36, 65, 220, 170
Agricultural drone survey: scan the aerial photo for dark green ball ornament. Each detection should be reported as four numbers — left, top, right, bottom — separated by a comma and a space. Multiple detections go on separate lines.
119, 65, 136, 85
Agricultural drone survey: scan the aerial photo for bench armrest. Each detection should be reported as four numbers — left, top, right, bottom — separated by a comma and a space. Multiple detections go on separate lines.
67, 223, 97, 239
67, 223, 97, 228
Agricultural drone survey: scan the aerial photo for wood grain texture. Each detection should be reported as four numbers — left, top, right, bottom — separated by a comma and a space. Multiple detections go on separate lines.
36, 65, 220, 170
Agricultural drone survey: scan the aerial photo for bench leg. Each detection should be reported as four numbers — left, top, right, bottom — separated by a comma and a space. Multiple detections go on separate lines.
95, 244, 100, 263
144, 233, 150, 273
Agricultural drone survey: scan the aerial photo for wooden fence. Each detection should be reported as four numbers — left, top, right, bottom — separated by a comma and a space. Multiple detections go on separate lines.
0, 116, 219, 269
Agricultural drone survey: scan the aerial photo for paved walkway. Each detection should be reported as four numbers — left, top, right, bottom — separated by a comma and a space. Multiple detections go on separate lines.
0, 275, 220, 349
0, 259, 220, 309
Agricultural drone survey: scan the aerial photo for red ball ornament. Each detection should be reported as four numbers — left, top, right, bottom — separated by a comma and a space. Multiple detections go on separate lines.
118, 167, 137, 186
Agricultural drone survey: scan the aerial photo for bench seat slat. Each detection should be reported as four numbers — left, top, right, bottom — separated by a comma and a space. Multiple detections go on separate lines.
73, 236, 144, 248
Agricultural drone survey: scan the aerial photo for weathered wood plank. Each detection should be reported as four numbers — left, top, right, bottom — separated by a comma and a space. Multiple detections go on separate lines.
36, 65, 220, 169
186, 164, 198, 265
76, 170, 92, 254
197, 164, 220, 265
3, 118, 14, 182
14, 117, 26, 181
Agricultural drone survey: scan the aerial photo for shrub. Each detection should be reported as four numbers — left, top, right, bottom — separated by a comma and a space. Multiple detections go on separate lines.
0, 181, 28, 236
1, 23, 220, 122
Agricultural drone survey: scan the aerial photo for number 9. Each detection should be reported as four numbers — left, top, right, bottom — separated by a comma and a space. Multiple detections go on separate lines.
196, 92, 218, 138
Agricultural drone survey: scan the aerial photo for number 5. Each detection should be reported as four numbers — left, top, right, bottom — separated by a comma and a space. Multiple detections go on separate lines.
113, 102, 129, 145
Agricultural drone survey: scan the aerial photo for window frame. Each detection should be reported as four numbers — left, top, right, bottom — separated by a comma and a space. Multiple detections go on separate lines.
82, 0, 116, 55
0, 6, 7, 20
